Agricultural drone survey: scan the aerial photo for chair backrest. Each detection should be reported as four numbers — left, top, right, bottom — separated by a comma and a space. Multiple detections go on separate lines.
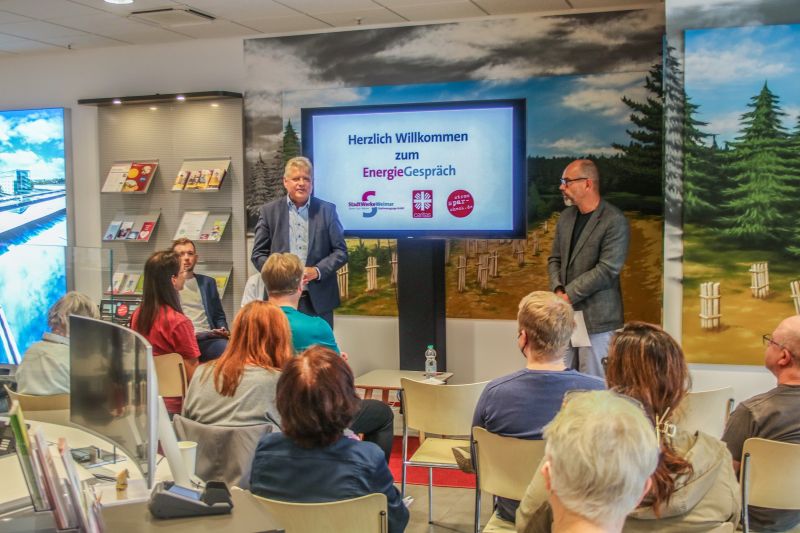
473, 426, 545, 501
741, 438, 800, 510
153, 353, 188, 398
172, 415, 273, 489
677, 387, 734, 438
401, 378, 488, 436
4, 384, 71, 425
254, 493, 388, 533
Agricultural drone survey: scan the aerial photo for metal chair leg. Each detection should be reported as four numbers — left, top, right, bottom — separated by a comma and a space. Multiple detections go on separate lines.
428, 467, 433, 523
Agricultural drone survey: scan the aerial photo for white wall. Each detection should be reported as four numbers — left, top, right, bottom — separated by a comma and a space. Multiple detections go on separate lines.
0, 35, 774, 406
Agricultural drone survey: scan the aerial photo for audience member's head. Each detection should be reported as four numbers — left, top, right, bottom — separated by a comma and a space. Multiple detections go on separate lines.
517, 291, 574, 362
764, 315, 800, 380
171, 237, 197, 276
212, 301, 293, 397
136, 250, 183, 334
262, 253, 304, 298
542, 390, 658, 532
276, 346, 359, 448
47, 291, 100, 336
604, 321, 692, 515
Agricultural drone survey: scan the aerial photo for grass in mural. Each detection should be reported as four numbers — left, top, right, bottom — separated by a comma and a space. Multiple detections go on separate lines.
338, 213, 663, 322
682, 224, 797, 365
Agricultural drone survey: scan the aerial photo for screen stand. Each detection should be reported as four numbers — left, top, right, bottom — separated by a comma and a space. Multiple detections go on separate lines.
396, 239, 447, 371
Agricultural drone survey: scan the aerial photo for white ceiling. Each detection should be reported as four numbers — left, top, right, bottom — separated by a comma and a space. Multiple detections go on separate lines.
0, 0, 662, 56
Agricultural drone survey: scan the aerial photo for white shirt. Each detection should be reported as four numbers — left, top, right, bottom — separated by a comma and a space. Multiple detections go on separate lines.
241, 273, 266, 307
180, 276, 210, 332
16, 333, 70, 395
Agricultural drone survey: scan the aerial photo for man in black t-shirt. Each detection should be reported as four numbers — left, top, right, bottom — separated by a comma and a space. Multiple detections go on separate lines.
547, 159, 629, 378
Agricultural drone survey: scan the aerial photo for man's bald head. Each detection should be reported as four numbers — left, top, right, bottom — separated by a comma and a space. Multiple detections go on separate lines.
774, 315, 800, 363
565, 159, 600, 188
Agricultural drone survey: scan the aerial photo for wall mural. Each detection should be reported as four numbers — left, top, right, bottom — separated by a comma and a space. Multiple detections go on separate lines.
681, 23, 800, 365
243, 9, 664, 321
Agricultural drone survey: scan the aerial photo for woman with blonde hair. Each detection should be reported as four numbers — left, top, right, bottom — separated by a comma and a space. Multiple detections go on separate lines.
183, 300, 293, 426
517, 322, 740, 532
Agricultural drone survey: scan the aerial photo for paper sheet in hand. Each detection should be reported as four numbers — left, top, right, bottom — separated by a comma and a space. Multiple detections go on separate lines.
570, 311, 591, 347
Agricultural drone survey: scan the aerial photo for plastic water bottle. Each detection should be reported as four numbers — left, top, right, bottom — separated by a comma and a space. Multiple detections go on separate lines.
424, 345, 437, 377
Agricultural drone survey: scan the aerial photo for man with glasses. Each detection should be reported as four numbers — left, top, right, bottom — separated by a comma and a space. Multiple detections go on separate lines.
722, 315, 800, 532
547, 159, 629, 378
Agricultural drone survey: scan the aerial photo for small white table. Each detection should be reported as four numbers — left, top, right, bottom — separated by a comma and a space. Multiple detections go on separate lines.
355, 369, 454, 404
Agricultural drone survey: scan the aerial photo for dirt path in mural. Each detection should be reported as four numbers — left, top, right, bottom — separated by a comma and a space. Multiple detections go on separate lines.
338, 212, 663, 323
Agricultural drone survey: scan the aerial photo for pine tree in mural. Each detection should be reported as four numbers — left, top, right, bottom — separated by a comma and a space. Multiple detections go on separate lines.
612, 62, 663, 197
788, 116, 800, 257
282, 120, 300, 162
720, 82, 796, 245
663, 46, 685, 219
247, 153, 271, 220
682, 94, 718, 224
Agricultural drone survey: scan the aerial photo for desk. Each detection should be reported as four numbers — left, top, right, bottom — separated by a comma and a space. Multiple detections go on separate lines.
355, 369, 454, 403
101, 488, 282, 532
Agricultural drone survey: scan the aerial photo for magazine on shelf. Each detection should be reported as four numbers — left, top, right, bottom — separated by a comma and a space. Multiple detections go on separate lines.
109, 272, 127, 295
103, 219, 122, 241
8, 402, 48, 511
207, 167, 226, 190
101, 163, 131, 193
137, 220, 156, 241
206, 215, 229, 242
174, 211, 209, 240
122, 161, 158, 193
134, 274, 145, 294
32, 429, 75, 529
116, 220, 134, 240
184, 170, 202, 190
195, 264, 232, 298
194, 169, 212, 190
172, 169, 191, 191
58, 439, 92, 532
121, 274, 140, 295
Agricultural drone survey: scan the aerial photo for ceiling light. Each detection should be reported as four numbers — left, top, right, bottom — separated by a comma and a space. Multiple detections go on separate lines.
112, 99, 122, 105
176, 95, 185, 101
149, 106, 157, 111
104, 0, 134, 4
210, 103, 219, 108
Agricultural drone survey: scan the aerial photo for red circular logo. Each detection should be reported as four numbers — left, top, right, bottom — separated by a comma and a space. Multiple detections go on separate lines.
116, 303, 129, 317
447, 190, 474, 218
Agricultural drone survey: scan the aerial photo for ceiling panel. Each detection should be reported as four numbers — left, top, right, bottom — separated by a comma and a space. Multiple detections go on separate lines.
0, 0, 102, 20
0, 9, 32, 24
47, 12, 165, 37
314, 8, 407, 26
473, 0, 569, 15
167, 19, 260, 38
391, 1, 488, 21
179, 0, 299, 19
40, 33, 124, 48
0, 20, 94, 40
244, 14, 331, 34
0, 34, 60, 53
69, 0, 183, 15
279, 0, 385, 14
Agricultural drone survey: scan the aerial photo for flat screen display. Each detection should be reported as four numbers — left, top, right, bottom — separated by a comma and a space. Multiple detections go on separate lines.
302, 99, 526, 238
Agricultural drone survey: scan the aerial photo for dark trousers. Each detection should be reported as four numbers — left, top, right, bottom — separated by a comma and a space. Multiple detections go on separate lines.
298, 292, 334, 329
350, 399, 394, 463
197, 336, 228, 363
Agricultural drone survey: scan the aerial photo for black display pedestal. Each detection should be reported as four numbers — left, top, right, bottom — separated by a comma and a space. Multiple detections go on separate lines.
396, 239, 447, 371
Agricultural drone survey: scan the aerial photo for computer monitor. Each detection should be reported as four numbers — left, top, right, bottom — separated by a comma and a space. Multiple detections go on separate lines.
69, 316, 157, 487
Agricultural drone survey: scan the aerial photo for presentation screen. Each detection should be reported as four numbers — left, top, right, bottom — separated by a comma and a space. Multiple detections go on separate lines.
302, 99, 526, 238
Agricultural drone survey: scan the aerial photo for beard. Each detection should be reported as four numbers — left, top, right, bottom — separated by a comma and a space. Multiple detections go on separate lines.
562, 195, 573, 207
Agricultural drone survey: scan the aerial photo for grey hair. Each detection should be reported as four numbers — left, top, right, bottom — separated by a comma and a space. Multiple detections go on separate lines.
544, 390, 659, 528
284, 156, 313, 177
47, 291, 100, 335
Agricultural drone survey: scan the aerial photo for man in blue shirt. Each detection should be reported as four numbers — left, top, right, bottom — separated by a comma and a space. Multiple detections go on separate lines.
250, 157, 348, 328
472, 291, 605, 524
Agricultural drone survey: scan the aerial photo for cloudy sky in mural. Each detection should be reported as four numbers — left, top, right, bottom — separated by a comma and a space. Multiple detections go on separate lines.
283, 72, 647, 158
0, 108, 65, 182
244, 8, 662, 162
685, 23, 800, 146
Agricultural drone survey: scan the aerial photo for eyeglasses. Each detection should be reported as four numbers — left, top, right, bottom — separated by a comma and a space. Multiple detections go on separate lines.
763, 334, 796, 358
559, 177, 588, 186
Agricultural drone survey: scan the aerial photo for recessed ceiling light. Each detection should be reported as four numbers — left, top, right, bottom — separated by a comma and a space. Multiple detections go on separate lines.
149, 106, 157, 111
176, 95, 185, 101
210, 103, 219, 108
112, 99, 122, 105
104, 0, 134, 4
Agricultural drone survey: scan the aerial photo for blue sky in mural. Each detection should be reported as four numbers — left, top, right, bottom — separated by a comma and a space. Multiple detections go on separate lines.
0, 107, 67, 364
283, 72, 647, 158
685, 23, 800, 146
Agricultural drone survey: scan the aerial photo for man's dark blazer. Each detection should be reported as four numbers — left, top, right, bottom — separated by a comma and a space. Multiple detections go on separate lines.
195, 273, 228, 330
251, 196, 348, 316
547, 199, 629, 335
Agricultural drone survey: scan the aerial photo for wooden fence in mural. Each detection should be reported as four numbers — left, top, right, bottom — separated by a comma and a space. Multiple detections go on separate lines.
749, 262, 769, 298
699, 281, 721, 329
337, 265, 349, 300
791, 280, 800, 315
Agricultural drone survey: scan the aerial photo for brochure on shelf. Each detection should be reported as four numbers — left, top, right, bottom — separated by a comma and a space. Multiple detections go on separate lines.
121, 274, 140, 295
103, 212, 160, 242
9, 402, 48, 511
101, 160, 159, 193
201, 213, 230, 242
171, 158, 231, 191
115, 220, 134, 240
195, 262, 233, 298
103, 219, 122, 241
109, 272, 126, 295
174, 211, 208, 240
